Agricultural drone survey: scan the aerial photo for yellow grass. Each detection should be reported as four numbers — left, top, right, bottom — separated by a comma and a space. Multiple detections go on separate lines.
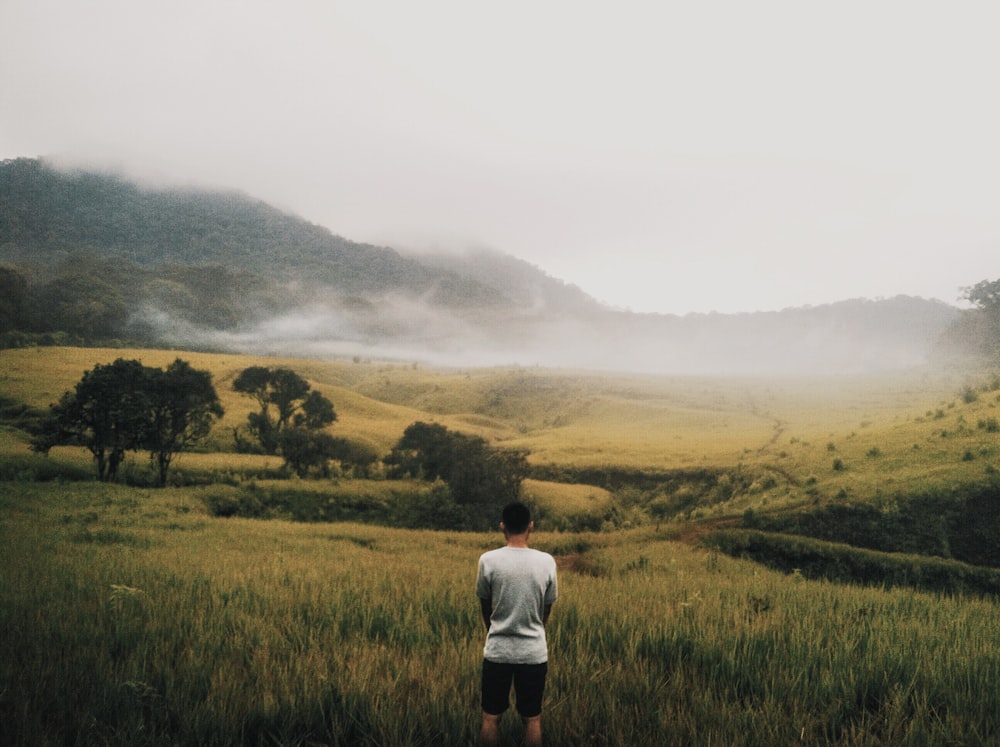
2, 346, 995, 513
521, 478, 613, 518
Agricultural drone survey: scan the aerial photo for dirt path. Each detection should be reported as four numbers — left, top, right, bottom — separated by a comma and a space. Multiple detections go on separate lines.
741, 387, 786, 456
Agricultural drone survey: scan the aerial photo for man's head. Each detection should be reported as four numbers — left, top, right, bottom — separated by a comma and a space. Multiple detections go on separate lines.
501, 501, 532, 536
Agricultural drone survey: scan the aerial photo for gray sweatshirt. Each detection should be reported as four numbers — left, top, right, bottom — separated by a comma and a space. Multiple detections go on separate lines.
476, 546, 558, 664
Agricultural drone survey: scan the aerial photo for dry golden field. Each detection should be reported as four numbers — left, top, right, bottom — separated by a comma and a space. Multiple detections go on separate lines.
3, 346, 996, 515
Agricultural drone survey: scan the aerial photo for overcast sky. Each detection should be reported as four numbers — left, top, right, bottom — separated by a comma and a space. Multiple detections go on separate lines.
2, 1, 998, 314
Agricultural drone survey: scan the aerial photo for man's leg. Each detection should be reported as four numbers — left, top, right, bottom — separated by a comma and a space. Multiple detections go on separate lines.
522, 715, 542, 747
480, 712, 502, 747
480, 660, 511, 746
513, 663, 547, 747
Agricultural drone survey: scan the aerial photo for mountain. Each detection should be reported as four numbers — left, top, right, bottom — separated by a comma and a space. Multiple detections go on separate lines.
0, 157, 962, 374
0, 157, 512, 306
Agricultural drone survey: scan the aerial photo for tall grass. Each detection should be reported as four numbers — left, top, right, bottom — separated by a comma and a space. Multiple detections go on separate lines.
2, 481, 997, 745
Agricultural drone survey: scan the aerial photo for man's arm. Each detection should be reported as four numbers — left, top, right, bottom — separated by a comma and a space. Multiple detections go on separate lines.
543, 603, 553, 626
480, 597, 493, 631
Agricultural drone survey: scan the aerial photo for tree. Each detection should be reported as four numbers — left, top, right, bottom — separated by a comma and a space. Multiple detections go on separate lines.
953, 278, 1000, 359
0, 266, 28, 334
29, 271, 129, 340
33, 358, 150, 481
232, 366, 276, 452
233, 366, 335, 454
144, 358, 224, 486
445, 434, 528, 508
962, 279, 1000, 311
278, 428, 339, 478
296, 390, 337, 429
386, 421, 529, 529
387, 421, 456, 481
32, 357, 223, 484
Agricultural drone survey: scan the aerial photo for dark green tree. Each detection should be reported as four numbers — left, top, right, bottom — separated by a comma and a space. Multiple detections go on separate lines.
278, 428, 339, 478
387, 421, 456, 481
232, 366, 275, 451
32, 358, 150, 481
963, 279, 1000, 310
32, 357, 223, 484
386, 421, 529, 529
0, 266, 28, 334
953, 278, 1000, 359
28, 271, 129, 340
296, 390, 337, 429
233, 366, 336, 454
145, 358, 224, 486
278, 430, 378, 478
270, 368, 312, 431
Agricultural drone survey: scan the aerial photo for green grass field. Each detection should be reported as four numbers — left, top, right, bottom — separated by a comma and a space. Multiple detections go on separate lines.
2, 347, 999, 744
2, 482, 997, 745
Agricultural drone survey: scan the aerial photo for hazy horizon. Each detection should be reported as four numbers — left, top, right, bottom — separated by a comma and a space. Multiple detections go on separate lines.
2, 1, 998, 315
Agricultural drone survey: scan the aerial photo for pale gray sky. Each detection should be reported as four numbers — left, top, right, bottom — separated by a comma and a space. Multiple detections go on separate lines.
2, 0, 998, 314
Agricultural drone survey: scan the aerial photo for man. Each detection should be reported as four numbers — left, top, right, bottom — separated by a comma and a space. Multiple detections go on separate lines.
476, 502, 558, 747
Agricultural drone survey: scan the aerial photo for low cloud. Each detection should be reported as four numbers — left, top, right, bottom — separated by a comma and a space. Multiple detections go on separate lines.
134, 293, 957, 376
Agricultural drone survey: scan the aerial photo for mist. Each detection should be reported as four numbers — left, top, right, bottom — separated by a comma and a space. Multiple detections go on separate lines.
134, 289, 958, 377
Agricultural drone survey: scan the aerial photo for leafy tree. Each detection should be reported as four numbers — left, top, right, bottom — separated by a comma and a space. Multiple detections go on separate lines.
386, 421, 529, 529
278, 430, 378, 479
231, 366, 274, 451
233, 366, 336, 454
269, 368, 312, 431
278, 428, 339, 478
32, 357, 223, 484
387, 422, 456, 481
951, 278, 1000, 360
231, 366, 273, 409
144, 359, 224, 486
0, 266, 28, 334
28, 270, 130, 340
296, 390, 337, 429
33, 358, 150, 481
963, 279, 1000, 311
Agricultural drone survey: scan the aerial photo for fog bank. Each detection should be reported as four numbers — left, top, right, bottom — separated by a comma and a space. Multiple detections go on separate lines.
137, 293, 959, 376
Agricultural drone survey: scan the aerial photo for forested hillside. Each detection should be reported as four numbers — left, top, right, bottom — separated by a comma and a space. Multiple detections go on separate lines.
0, 157, 973, 373
0, 157, 518, 303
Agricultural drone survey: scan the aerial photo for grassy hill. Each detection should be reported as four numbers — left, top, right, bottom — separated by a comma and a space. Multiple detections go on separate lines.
3, 346, 998, 524
2, 347, 1000, 744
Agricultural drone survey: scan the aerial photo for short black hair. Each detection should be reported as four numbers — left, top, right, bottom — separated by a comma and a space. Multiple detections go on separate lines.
502, 502, 532, 534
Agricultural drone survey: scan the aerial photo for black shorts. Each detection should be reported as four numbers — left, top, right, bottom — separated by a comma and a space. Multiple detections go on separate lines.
481, 659, 548, 718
